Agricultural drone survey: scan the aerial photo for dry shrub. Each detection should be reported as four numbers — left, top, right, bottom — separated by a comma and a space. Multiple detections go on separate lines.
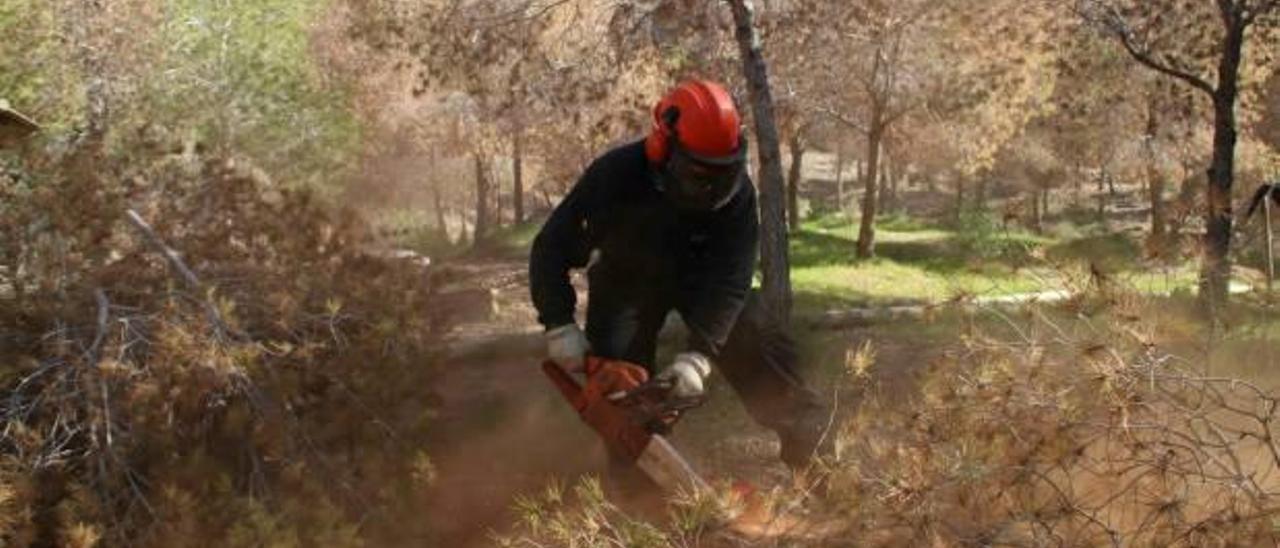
1, 144, 442, 545
832, 289, 1280, 546
496, 478, 724, 548
499, 281, 1280, 547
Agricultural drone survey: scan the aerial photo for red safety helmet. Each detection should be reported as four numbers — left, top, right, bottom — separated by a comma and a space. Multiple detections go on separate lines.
645, 80, 747, 211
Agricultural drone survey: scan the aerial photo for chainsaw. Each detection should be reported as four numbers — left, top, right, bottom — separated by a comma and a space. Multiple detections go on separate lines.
542, 356, 711, 494
544, 357, 843, 540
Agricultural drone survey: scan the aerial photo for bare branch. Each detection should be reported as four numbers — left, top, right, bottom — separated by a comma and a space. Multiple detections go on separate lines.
1080, 1, 1216, 95
882, 94, 924, 128
1113, 31, 1216, 96
124, 208, 241, 341
85, 288, 110, 367
816, 105, 869, 134
124, 209, 202, 291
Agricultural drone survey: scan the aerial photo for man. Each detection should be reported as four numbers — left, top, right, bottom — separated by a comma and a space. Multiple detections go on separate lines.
529, 80, 829, 475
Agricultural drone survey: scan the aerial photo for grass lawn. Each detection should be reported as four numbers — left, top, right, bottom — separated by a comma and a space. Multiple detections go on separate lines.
788, 213, 1211, 314
790, 214, 1056, 312
479, 221, 541, 259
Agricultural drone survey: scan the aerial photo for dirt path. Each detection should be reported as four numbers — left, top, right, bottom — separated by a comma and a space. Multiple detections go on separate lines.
422, 345, 603, 546
418, 257, 952, 546
419, 259, 595, 545
414, 258, 576, 545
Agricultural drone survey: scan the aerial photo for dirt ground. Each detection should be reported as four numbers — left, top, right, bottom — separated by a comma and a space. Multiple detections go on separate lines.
419, 257, 952, 546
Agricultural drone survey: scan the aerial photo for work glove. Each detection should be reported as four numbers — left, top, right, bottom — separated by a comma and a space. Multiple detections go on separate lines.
655, 352, 712, 399
545, 323, 590, 371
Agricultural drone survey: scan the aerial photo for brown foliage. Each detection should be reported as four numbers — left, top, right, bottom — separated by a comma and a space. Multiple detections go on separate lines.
1, 144, 443, 545
831, 295, 1280, 546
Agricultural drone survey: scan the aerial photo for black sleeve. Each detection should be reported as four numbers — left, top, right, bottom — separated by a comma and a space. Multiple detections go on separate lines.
529, 161, 606, 329
679, 181, 759, 355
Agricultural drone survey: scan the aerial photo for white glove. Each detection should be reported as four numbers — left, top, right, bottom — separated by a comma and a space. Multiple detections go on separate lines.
545, 324, 590, 371
656, 352, 712, 399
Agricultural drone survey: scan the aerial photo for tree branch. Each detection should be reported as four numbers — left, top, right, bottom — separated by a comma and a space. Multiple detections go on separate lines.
85, 288, 110, 368
124, 208, 239, 341
1114, 31, 1215, 96
1243, 0, 1280, 24
816, 105, 869, 134
1080, 2, 1216, 96
882, 97, 920, 128
125, 209, 202, 291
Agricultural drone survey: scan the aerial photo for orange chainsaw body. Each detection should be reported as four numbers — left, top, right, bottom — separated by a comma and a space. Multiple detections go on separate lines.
541, 356, 655, 461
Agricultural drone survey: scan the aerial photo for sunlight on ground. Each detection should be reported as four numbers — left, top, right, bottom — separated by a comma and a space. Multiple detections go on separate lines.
788, 215, 1216, 312
792, 262, 1046, 306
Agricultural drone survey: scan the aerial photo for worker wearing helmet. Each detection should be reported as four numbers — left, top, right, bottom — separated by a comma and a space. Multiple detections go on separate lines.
529, 80, 829, 474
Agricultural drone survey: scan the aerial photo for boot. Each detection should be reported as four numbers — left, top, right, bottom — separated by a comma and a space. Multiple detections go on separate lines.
777, 406, 835, 473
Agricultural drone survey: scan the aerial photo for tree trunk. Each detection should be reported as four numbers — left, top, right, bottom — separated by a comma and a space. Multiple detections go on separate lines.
835, 144, 845, 215
878, 152, 892, 213
856, 116, 883, 259
891, 162, 902, 212
428, 149, 448, 238
1200, 20, 1246, 309
854, 159, 865, 217
432, 187, 450, 243
513, 129, 525, 225
473, 152, 492, 245
65, 0, 109, 158
82, 4, 109, 155
876, 151, 888, 211
1145, 97, 1168, 244
431, 185, 449, 245
729, 0, 792, 323
1096, 168, 1108, 223
1265, 195, 1274, 293
787, 133, 804, 231
1041, 185, 1050, 221
1073, 162, 1085, 202
975, 174, 988, 211
888, 155, 902, 213
537, 185, 554, 212
955, 173, 966, 222
1031, 186, 1044, 233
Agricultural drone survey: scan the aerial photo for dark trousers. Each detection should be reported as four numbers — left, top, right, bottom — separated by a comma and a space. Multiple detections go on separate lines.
585, 286, 826, 468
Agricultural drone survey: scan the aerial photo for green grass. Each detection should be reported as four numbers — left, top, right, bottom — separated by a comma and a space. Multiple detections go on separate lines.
479, 221, 541, 259
790, 214, 1055, 312
792, 262, 1048, 309
1045, 232, 1143, 271
1114, 267, 1200, 295
786, 213, 1240, 314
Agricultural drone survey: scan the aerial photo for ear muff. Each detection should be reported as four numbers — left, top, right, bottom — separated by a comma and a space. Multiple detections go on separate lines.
659, 106, 680, 160
645, 104, 681, 164
647, 106, 680, 195
645, 79, 742, 165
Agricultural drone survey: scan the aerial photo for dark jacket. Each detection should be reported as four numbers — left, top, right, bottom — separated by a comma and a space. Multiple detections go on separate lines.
529, 140, 759, 355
